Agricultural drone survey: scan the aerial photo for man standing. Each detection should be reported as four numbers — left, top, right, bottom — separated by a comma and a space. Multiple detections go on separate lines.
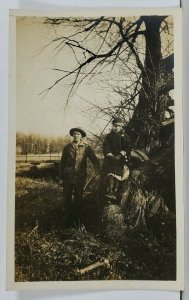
59, 127, 100, 217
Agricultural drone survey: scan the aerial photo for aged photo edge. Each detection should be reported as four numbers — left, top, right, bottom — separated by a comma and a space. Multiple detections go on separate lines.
6, 7, 184, 291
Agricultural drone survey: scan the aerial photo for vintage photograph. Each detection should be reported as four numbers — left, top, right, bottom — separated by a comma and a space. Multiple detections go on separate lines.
7, 9, 183, 290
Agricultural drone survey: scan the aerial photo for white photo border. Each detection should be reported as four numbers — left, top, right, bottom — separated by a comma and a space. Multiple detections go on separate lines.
7, 7, 184, 291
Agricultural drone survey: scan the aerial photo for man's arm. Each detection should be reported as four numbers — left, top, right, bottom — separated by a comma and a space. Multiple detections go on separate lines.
103, 134, 112, 157
125, 134, 132, 158
121, 133, 132, 158
59, 145, 68, 179
86, 146, 101, 174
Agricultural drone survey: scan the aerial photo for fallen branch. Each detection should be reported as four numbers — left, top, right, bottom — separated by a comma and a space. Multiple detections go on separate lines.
78, 258, 110, 274
28, 225, 39, 237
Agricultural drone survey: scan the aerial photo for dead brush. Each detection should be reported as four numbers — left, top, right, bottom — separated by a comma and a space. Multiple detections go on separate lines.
124, 188, 166, 232
101, 188, 166, 244
102, 204, 128, 243
63, 225, 101, 247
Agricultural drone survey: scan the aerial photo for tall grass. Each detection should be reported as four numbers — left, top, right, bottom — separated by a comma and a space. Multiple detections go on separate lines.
15, 164, 176, 281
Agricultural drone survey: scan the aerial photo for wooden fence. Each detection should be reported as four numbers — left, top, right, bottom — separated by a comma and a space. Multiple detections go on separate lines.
16, 153, 62, 163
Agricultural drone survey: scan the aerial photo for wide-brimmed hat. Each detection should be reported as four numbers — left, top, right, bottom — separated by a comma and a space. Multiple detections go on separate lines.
112, 117, 123, 125
69, 127, 86, 137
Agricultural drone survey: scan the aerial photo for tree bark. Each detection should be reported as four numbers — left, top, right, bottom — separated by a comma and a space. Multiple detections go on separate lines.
130, 16, 167, 154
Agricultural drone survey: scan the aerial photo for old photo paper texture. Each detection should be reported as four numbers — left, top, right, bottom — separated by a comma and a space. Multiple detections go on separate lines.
7, 8, 184, 291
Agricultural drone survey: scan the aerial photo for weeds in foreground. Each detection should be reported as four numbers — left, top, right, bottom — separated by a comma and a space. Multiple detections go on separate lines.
15, 173, 176, 282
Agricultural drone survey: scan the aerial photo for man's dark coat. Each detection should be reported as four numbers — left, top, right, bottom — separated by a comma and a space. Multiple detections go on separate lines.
102, 131, 131, 176
59, 142, 100, 212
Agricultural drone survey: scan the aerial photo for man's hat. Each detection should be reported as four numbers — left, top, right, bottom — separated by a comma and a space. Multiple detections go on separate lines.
112, 117, 123, 125
69, 127, 86, 137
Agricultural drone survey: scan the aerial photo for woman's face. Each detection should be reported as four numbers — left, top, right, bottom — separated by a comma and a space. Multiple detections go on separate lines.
72, 131, 82, 142
112, 123, 123, 133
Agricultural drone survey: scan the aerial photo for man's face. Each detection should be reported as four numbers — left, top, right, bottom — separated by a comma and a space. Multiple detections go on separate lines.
72, 131, 82, 142
112, 123, 123, 133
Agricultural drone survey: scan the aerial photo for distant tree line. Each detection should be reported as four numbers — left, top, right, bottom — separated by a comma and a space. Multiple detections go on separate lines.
16, 132, 70, 155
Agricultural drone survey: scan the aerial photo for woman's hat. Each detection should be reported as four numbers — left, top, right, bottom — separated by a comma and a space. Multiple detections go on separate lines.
69, 127, 86, 137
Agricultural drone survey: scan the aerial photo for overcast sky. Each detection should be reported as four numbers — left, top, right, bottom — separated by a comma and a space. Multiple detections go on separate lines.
16, 17, 121, 137
16, 16, 173, 138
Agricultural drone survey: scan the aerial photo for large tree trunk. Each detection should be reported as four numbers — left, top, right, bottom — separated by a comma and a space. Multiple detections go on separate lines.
130, 16, 167, 154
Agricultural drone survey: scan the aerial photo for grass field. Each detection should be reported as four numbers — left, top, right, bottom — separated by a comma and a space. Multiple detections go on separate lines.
15, 164, 176, 282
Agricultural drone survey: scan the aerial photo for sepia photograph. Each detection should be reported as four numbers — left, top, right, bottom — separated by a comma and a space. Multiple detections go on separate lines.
7, 8, 183, 290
